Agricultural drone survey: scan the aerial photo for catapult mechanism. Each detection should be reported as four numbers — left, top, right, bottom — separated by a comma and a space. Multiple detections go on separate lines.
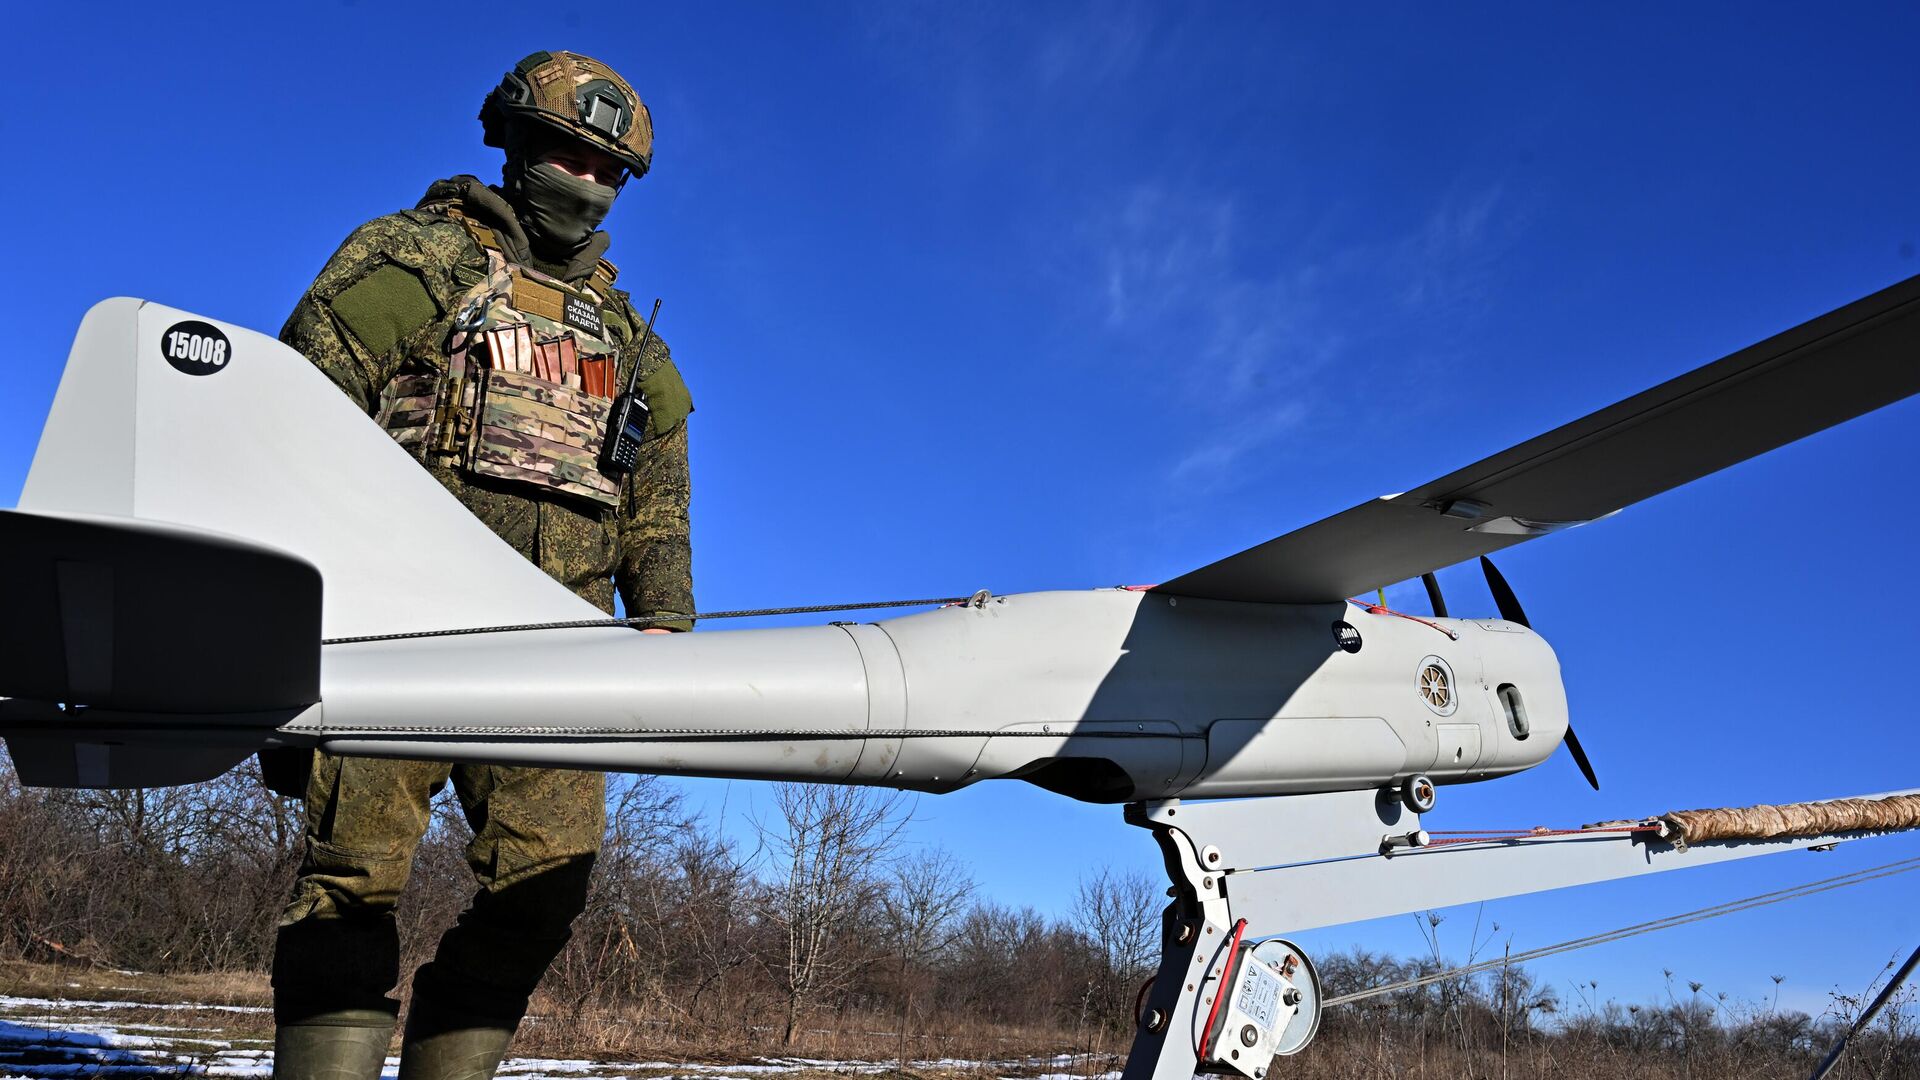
1116, 786, 1920, 1080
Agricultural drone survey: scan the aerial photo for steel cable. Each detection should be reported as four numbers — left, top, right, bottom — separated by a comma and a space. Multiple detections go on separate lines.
321, 595, 982, 645
1325, 853, 1920, 1008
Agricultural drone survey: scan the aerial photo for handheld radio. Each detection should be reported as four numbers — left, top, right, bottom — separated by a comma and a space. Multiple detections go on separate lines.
599, 297, 662, 478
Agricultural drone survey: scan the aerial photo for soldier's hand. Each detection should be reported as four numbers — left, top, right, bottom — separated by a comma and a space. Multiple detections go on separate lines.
639, 627, 673, 634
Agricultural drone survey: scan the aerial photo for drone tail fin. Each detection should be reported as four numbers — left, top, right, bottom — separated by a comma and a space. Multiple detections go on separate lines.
2, 298, 596, 786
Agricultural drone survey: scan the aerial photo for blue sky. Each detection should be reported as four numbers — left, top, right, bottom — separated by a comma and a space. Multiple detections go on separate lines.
8, 2, 1920, 1018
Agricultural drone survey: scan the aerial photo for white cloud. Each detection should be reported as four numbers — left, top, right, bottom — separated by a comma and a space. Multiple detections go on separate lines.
1402, 181, 1510, 311
1085, 184, 1332, 480
1031, 3, 1151, 90
858, 7, 1523, 492
860, 2, 1156, 158
1168, 400, 1310, 486
1080, 179, 1518, 490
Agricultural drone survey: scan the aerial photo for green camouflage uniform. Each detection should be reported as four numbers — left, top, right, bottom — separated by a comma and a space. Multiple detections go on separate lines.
272, 175, 692, 1031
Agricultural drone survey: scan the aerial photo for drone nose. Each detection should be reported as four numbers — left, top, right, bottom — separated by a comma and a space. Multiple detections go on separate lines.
1480, 556, 1599, 791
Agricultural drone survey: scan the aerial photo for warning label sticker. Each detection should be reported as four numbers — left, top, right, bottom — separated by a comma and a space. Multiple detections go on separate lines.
1236, 962, 1283, 1033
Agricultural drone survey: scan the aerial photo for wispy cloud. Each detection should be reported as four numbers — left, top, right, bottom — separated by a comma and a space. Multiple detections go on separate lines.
1031, 4, 1150, 90
857, 6, 1522, 493
1401, 181, 1509, 312
860, 1, 1156, 157
1167, 401, 1310, 484
1079, 179, 1519, 492
1083, 184, 1338, 488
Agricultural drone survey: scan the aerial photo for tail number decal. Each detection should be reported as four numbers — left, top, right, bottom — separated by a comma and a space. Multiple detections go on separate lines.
161, 321, 231, 376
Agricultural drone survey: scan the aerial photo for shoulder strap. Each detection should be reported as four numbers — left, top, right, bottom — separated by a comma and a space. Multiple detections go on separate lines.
587, 257, 618, 294
438, 205, 507, 259
434, 244, 513, 453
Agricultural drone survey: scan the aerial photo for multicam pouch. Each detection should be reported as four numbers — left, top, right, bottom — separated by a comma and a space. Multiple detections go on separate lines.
370, 219, 630, 509
375, 373, 446, 455
464, 366, 622, 507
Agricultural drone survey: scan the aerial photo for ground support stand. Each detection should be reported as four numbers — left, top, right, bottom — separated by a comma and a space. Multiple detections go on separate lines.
1119, 789, 1419, 1080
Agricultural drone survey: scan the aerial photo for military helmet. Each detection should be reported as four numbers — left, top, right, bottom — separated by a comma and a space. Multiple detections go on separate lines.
480, 51, 653, 179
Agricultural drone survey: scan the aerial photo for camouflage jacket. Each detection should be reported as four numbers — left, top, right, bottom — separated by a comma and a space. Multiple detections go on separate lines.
280, 176, 693, 626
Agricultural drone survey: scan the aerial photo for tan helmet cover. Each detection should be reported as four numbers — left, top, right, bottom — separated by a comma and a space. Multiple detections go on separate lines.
481, 51, 654, 178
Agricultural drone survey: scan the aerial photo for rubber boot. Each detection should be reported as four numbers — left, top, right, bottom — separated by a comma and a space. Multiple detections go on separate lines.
395, 1011, 515, 1080
272, 1012, 395, 1080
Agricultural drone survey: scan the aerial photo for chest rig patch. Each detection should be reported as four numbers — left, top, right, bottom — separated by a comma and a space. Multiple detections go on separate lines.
564, 293, 605, 337
373, 215, 630, 510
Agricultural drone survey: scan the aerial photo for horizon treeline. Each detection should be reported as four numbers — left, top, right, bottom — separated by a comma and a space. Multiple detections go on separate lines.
0, 753, 1914, 1077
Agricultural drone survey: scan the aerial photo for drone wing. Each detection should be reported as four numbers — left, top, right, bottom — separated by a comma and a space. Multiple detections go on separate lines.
1156, 272, 1920, 604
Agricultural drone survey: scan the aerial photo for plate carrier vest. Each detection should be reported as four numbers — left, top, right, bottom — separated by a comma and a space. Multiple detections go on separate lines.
374, 209, 628, 509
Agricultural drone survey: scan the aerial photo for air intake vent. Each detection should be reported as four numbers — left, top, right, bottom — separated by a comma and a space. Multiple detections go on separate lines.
1417, 656, 1457, 716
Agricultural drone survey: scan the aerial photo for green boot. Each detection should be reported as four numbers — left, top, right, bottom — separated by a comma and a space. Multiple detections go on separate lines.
395, 1013, 515, 1080
272, 1012, 395, 1080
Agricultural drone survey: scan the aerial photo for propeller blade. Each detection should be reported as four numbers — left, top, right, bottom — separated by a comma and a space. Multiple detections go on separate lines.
1563, 724, 1601, 791
1479, 556, 1599, 789
1478, 556, 1529, 627
1421, 572, 1448, 618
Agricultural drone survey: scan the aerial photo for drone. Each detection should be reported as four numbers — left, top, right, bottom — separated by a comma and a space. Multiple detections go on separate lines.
3, 275, 1918, 1079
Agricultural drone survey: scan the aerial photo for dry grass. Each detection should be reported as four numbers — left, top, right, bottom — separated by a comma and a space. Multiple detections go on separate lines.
0, 959, 1111, 1074
0, 957, 269, 1008
7, 957, 1918, 1080
512, 991, 1111, 1069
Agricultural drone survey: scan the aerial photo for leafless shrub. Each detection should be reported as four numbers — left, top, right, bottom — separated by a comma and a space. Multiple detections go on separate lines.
540, 773, 694, 1014
1068, 866, 1159, 1040
0, 753, 301, 972
4, 742, 1917, 1078
751, 783, 909, 1044
880, 847, 975, 1062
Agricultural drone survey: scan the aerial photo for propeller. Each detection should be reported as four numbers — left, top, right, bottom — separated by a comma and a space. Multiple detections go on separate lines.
1421, 572, 1448, 618
1478, 556, 1599, 791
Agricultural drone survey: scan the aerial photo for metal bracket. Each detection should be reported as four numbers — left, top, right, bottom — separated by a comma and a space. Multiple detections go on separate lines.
1121, 789, 1416, 1080
1123, 803, 1232, 1080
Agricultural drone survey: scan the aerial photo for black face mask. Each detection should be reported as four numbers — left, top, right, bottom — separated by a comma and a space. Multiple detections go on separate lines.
507, 161, 619, 259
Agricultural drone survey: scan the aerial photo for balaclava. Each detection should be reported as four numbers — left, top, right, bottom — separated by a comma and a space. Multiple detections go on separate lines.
501, 131, 621, 266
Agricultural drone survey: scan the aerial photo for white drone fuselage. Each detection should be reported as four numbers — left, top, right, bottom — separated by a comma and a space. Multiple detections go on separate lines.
316, 589, 1568, 802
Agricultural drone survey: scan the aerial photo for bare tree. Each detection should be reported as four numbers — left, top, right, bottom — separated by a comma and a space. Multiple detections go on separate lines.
658, 827, 759, 1030
753, 783, 908, 1044
880, 847, 975, 1062
545, 773, 689, 1010
1071, 866, 1161, 1031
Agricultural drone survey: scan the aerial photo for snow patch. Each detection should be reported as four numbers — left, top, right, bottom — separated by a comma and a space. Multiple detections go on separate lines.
1, 997, 1095, 1080
0, 996, 269, 1016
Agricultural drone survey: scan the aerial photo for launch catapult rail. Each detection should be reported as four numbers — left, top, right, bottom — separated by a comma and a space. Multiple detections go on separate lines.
1117, 785, 1920, 1080
1407, 793, 1920, 852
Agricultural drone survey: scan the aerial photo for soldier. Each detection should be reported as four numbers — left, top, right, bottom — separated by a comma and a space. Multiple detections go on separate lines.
268, 51, 693, 1080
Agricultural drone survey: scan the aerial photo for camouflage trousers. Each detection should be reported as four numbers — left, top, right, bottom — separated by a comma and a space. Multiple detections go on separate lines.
271, 752, 605, 1028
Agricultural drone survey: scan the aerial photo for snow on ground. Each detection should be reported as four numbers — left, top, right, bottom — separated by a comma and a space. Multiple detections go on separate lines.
2, 996, 270, 1016
0, 995, 1119, 1080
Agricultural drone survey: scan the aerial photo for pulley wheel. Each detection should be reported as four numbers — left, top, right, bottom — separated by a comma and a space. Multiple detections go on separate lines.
1248, 938, 1322, 1056
1401, 774, 1437, 814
